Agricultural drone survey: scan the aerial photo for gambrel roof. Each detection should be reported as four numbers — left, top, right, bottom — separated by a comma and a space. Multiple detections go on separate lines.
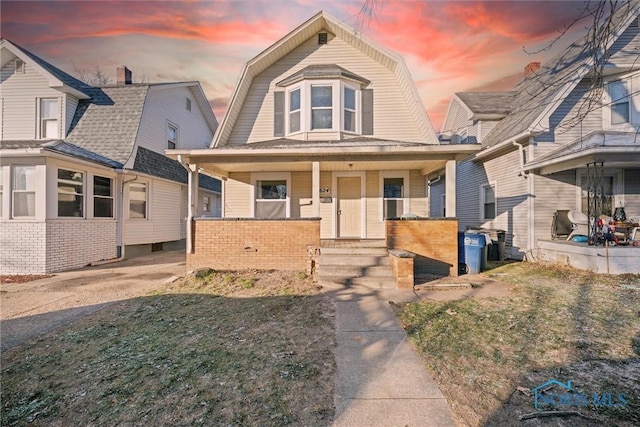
213, 10, 437, 147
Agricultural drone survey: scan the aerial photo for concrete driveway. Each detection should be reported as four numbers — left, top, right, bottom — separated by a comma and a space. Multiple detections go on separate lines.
0, 250, 187, 352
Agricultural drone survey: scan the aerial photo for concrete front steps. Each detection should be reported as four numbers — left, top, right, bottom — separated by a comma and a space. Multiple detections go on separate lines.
318, 247, 396, 288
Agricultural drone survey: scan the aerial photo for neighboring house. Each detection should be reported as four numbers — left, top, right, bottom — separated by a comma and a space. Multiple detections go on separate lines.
0, 38, 221, 275
168, 11, 478, 245
433, 3, 640, 272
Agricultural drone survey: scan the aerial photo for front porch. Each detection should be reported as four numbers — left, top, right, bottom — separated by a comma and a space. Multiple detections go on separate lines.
537, 240, 640, 274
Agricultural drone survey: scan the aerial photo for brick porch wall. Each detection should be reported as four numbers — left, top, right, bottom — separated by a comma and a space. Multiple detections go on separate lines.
188, 218, 321, 272
386, 218, 459, 277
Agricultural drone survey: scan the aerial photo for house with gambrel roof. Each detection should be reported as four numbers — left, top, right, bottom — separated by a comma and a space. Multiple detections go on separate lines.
0, 38, 221, 274
434, 2, 640, 273
166, 10, 479, 275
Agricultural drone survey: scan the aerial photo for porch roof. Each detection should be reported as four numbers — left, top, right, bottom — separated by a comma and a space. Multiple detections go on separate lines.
166, 139, 480, 176
523, 131, 640, 174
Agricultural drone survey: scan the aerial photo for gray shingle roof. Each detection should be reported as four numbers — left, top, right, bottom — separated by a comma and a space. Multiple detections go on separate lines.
132, 147, 220, 192
481, 2, 639, 149
66, 85, 149, 163
456, 92, 516, 116
0, 140, 123, 168
277, 64, 370, 87
8, 40, 92, 96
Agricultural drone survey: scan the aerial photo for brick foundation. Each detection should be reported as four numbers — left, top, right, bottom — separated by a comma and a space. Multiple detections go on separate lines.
389, 249, 415, 289
386, 218, 458, 277
188, 218, 321, 272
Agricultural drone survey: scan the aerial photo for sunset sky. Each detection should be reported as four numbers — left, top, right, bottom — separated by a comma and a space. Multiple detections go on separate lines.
1, 0, 593, 130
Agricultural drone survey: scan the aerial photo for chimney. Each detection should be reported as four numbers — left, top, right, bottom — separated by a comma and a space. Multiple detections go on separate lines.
524, 62, 541, 78
117, 65, 132, 85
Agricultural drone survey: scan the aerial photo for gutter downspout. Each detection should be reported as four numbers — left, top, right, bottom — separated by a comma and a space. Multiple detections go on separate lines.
512, 141, 528, 177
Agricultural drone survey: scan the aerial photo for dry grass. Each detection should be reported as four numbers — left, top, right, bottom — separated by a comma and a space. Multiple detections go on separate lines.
394, 262, 640, 427
1, 269, 335, 426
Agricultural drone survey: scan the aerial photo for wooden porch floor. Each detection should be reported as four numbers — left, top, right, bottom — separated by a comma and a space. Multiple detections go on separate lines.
320, 239, 386, 248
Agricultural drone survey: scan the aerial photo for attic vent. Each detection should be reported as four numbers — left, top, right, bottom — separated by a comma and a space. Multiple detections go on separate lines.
186, 97, 192, 112
318, 33, 328, 44
14, 59, 25, 73
631, 17, 640, 27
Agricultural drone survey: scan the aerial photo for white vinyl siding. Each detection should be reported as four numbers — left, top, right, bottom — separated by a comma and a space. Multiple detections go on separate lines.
532, 170, 576, 245
366, 171, 382, 238
0, 58, 63, 140
123, 178, 184, 245
319, 172, 334, 238
409, 170, 427, 217
291, 171, 312, 219
225, 36, 427, 146
136, 86, 214, 154
606, 19, 640, 67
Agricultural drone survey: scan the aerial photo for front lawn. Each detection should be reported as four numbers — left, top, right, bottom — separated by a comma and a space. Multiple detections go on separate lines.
394, 262, 640, 426
1, 270, 335, 426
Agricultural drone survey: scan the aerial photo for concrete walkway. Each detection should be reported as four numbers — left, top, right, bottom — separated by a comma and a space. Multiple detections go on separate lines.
322, 280, 456, 427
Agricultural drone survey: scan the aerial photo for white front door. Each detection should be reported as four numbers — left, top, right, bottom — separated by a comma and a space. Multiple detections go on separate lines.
337, 176, 361, 238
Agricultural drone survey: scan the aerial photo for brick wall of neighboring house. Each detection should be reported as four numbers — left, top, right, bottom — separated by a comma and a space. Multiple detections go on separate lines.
0, 222, 47, 275
45, 220, 118, 273
386, 218, 459, 277
188, 218, 321, 272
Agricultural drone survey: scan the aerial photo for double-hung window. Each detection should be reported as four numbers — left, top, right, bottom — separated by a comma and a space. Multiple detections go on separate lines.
255, 180, 287, 219
93, 176, 114, 218
167, 123, 178, 149
609, 80, 630, 125
40, 98, 58, 139
129, 182, 147, 219
481, 183, 496, 220
58, 169, 84, 217
13, 166, 36, 217
383, 178, 404, 219
343, 86, 356, 132
311, 85, 333, 129
289, 88, 301, 133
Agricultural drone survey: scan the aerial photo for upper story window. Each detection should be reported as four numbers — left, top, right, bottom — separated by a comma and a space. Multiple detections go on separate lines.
311, 85, 333, 129
167, 123, 178, 149
610, 80, 630, 125
289, 88, 301, 133
481, 183, 496, 221
274, 64, 372, 138
15, 59, 25, 74
40, 98, 58, 139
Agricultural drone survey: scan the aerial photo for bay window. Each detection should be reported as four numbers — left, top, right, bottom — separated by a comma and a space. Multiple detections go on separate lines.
289, 88, 301, 133
609, 80, 630, 125
311, 85, 333, 129
344, 86, 356, 132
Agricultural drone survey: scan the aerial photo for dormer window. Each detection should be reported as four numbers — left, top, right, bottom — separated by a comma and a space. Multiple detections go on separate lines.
274, 64, 372, 138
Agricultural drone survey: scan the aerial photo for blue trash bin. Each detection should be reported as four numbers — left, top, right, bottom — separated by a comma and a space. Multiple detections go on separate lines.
464, 231, 488, 274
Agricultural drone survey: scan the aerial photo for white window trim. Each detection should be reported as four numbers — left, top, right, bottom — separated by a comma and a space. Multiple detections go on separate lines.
57, 168, 85, 219
379, 171, 410, 220
128, 180, 149, 220
479, 181, 497, 222
342, 83, 360, 134
37, 97, 60, 140
167, 122, 178, 149
250, 172, 291, 218
284, 80, 361, 136
575, 169, 623, 214
603, 75, 637, 130
11, 165, 37, 218
93, 175, 114, 219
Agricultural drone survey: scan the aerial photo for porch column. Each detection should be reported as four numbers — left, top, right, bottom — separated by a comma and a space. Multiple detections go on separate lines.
445, 160, 457, 217
187, 164, 199, 254
312, 161, 320, 217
